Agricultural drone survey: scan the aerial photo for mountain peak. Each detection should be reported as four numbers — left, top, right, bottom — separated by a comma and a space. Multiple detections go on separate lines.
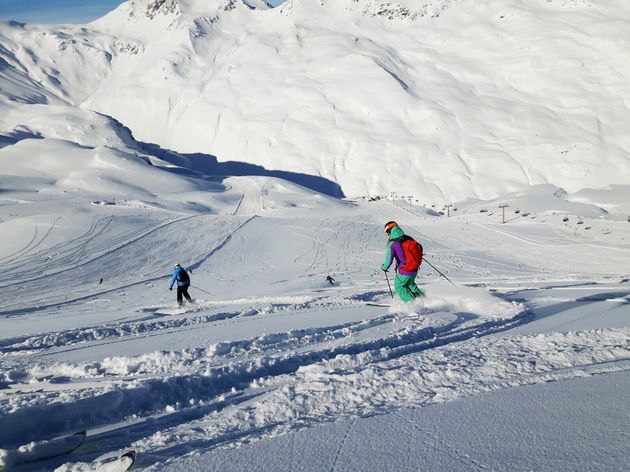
92, 0, 248, 41
283, 0, 461, 20
139, 0, 270, 19
145, 0, 180, 19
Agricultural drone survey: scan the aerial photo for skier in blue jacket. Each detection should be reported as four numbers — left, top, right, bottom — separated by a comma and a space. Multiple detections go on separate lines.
169, 264, 193, 307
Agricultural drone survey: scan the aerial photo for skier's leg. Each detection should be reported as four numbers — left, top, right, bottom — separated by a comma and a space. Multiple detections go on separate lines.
176, 286, 184, 306
394, 274, 415, 303
413, 287, 426, 298
183, 285, 193, 303
408, 276, 426, 298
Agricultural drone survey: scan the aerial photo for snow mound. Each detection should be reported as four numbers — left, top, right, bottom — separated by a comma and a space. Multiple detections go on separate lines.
54, 451, 135, 472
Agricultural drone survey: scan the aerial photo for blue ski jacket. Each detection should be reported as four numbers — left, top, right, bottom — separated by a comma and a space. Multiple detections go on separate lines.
169, 266, 190, 289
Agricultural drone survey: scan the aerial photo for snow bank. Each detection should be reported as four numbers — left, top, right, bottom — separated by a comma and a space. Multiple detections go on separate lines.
0, 299, 525, 444
3, 314, 394, 383
133, 327, 630, 466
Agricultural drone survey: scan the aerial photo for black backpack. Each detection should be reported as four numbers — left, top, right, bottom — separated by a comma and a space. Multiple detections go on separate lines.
178, 269, 190, 284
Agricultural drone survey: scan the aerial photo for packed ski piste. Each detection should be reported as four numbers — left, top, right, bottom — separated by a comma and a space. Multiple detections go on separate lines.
2, 185, 629, 470
2, 0, 630, 471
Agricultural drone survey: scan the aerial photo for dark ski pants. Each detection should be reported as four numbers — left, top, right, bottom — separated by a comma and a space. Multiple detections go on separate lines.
177, 284, 193, 306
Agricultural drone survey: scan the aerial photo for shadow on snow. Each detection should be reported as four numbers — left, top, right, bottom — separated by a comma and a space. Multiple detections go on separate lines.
139, 141, 345, 198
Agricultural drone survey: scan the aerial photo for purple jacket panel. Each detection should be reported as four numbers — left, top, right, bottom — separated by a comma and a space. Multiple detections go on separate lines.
390, 241, 417, 276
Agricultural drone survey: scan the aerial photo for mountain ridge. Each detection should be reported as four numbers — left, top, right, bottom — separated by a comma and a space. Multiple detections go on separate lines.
1, 0, 630, 201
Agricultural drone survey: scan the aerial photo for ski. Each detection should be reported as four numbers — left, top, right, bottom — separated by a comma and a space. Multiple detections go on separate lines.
96, 450, 136, 471
120, 450, 137, 471
365, 302, 391, 307
0, 430, 86, 468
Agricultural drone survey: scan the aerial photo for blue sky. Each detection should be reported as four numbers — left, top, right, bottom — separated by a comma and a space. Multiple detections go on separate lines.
0, 0, 285, 24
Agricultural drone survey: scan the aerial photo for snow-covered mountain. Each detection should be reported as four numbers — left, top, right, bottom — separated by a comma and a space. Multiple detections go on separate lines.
2, 0, 630, 201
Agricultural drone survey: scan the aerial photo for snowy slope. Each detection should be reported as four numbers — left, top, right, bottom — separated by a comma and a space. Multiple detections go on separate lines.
0, 21, 117, 105
159, 370, 630, 472
1, 168, 629, 470
2, 0, 630, 200
1, 0, 630, 470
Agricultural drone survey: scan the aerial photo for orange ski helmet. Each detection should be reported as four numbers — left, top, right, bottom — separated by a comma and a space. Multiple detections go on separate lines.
384, 221, 398, 234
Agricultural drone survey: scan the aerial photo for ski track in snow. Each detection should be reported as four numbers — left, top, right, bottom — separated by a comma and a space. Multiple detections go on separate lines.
0, 301, 391, 355
4, 290, 630, 469
0, 215, 254, 316
1, 195, 629, 470
1, 284, 530, 444
0, 214, 187, 289
134, 327, 630, 470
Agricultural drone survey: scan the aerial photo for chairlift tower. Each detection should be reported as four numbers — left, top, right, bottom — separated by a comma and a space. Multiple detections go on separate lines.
499, 204, 509, 223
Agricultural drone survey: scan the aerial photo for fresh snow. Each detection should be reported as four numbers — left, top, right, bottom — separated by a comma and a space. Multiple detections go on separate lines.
1, 0, 630, 471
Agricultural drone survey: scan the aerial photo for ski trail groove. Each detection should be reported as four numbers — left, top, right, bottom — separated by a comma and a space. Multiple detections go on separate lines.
0, 216, 63, 266
0, 216, 252, 316
0, 214, 183, 288
231, 192, 246, 216
328, 418, 354, 472
0, 224, 40, 263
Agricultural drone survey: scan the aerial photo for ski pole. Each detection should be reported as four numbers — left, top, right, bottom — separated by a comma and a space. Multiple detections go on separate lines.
191, 285, 214, 296
424, 259, 456, 286
384, 270, 394, 298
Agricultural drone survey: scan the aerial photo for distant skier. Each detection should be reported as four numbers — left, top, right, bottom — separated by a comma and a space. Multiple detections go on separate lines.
381, 221, 425, 302
169, 264, 193, 307
326, 275, 335, 285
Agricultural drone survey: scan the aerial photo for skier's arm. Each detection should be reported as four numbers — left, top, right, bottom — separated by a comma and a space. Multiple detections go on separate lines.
169, 270, 178, 289
381, 242, 394, 271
